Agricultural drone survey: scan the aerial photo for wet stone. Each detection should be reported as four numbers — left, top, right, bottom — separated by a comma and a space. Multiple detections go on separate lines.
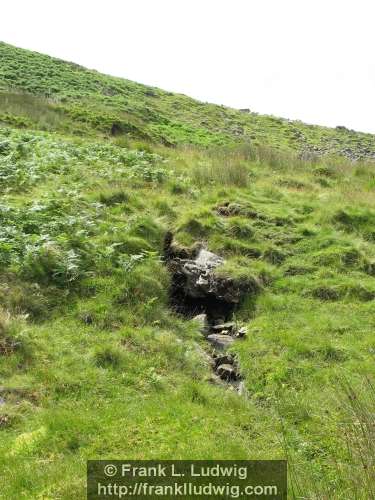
207, 334, 235, 350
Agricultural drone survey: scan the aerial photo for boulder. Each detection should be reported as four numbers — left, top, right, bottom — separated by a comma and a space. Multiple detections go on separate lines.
166, 234, 259, 315
169, 248, 251, 304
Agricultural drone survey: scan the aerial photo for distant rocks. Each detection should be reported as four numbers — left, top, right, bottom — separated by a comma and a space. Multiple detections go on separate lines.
299, 142, 375, 162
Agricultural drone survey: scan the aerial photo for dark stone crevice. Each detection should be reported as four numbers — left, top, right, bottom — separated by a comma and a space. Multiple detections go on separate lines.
169, 276, 236, 323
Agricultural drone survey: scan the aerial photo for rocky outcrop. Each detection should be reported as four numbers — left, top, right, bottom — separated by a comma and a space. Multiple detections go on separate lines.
165, 233, 251, 394
165, 236, 257, 317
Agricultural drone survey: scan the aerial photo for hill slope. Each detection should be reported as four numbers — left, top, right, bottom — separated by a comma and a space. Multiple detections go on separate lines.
0, 43, 374, 499
1, 41, 375, 159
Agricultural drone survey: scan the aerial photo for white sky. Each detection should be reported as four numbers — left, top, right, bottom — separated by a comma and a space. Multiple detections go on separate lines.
2, 0, 375, 133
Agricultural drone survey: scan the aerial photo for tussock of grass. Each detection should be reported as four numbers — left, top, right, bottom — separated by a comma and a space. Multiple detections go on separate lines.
224, 217, 255, 239
333, 207, 375, 241
192, 159, 250, 187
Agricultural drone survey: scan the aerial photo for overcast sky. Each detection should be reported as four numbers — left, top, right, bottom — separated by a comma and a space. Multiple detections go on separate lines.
2, 0, 375, 133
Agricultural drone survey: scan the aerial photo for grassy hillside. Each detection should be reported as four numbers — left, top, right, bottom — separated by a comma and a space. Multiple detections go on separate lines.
2, 41, 375, 158
0, 43, 374, 499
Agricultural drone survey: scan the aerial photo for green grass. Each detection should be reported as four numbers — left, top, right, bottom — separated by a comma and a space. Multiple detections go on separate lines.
0, 43, 375, 499
2, 41, 375, 157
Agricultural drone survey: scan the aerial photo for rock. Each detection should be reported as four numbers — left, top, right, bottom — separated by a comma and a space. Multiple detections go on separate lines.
219, 329, 231, 336
212, 322, 235, 333
216, 363, 238, 381
167, 234, 258, 312
0, 397, 5, 406
170, 250, 250, 303
213, 353, 235, 368
0, 415, 9, 427
207, 334, 235, 350
236, 326, 248, 338
192, 314, 209, 336
194, 249, 224, 268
